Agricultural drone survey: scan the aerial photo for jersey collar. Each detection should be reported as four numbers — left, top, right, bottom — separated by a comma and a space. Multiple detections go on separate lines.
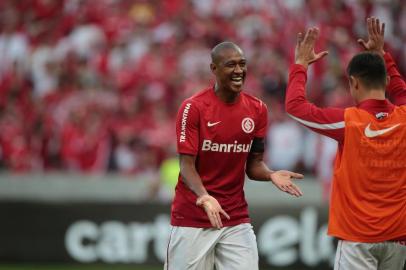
357, 99, 395, 116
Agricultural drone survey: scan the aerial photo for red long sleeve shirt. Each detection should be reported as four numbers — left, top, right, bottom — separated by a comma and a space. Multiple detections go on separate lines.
285, 53, 406, 148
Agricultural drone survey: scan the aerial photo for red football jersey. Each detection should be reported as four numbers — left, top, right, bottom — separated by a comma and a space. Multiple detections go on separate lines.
172, 86, 268, 227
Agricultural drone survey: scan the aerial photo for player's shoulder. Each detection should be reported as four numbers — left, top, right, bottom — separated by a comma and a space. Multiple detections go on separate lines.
395, 104, 406, 113
241, 92, 268, 110
190, 87, 213, 101
181, 87, 212, 106
344, 106, 367, 120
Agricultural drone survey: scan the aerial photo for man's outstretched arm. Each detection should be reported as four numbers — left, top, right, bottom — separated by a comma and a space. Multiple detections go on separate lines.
384, 53, 406, 105
179, 154, 230, 229
175, 100, 229, 229
285, 27, 345, 143
245, 139, 303, 197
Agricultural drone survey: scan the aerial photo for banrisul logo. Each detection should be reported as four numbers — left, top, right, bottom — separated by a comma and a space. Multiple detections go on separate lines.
242, 117, 254, 133
179, 103, 191, 142
202, 140, 252, 153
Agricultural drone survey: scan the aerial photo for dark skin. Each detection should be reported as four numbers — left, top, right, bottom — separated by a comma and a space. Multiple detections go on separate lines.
210, 42, 247, 103
180, 42, 304, 229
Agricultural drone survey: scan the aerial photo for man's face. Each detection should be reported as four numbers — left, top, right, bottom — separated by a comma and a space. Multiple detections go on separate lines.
211, 48, 247, 93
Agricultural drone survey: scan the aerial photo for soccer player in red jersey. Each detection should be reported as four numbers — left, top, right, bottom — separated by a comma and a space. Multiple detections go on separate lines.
164, 42, 304, 270
286, 18, 406, 269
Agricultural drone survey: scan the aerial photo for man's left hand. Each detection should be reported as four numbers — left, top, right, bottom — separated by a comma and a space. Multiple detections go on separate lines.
295, 27, 328, 69
270, 170, 304, 197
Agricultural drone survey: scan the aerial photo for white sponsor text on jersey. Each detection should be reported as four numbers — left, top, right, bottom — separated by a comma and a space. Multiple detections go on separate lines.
179, 103, 191, 142
202, 139, 252, 153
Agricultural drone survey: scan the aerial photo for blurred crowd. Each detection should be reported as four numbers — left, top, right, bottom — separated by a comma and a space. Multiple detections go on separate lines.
0, 0, 405, 184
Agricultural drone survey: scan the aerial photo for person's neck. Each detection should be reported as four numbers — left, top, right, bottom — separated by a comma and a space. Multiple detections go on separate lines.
214, 83, 239, 103
358, 89, 386, 103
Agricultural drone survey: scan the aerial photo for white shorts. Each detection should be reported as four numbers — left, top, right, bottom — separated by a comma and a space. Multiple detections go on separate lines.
164, 223, 258, 270
334, 240, 406, 270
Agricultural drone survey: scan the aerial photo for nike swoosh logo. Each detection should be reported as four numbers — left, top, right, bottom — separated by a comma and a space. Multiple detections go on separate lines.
207, 121, 221, 127
364, 123, 400, 138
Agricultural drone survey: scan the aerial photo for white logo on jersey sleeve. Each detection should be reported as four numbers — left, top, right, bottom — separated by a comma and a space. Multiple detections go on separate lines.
179, 103, 192, 142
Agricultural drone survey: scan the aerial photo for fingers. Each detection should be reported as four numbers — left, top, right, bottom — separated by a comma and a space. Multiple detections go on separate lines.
368, 17, 380, 37
303, 28, 311, 42
212, 208, 230, 228
305, 27, 322, 52
295, 26, 326, 67
290, 183, 303, 197
214, 212, 223, 228
298, 27, 318, 55
317, 51, 329, 58
368, 17, 384, 36
357, 38, 368, 50
375, 18, 380, 35
371, 17, 378, 36
381, 22, 385, 37
367, 17, 374, 37
309, 50, 328, 64
220, 209, 230, 220
208, 211, 222, 229
208, 212, 217, 228
279, 182, 303, 197
201, 196, 229, 229
304, 27, 318, 43
206, 209, 221, 229
283, 170, 304, 179
272, 171, 304, 197
297, 32, 304, 46
292, 172, 304, 179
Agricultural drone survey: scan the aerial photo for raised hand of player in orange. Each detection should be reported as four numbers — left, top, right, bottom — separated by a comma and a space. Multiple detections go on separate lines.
357, 17, 385, 56
270, 170, 304, 197
196, 194, 230, 229
295, 27, 328, 69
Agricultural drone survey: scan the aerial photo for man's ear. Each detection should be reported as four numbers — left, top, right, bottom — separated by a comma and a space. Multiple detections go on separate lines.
210, 63, 216, 74
386, 75, 390, 87
349, 75, 359, 90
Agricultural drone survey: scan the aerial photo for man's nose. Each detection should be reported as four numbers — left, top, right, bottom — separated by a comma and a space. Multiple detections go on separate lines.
234, 64, 243, 74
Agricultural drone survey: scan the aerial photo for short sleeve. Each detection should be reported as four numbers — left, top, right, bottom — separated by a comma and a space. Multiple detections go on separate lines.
176, 100, 200, 155
254, 101, 268, 138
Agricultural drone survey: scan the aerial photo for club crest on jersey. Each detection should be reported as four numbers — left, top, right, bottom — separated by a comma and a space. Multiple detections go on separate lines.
241, 117, 254, 133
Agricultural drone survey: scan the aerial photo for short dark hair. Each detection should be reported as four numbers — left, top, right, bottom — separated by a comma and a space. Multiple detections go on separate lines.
211, 42, 242, 64
346, 52, 387, 89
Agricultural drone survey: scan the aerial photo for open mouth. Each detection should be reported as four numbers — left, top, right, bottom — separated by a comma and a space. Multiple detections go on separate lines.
231, 76, 244, 86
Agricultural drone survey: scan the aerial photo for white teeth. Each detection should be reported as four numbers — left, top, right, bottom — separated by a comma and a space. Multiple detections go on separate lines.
231, 80, 243, 86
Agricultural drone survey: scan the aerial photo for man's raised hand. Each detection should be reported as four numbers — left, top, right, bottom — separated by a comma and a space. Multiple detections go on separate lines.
357, 17, 385, 55
295, 27, 328, 69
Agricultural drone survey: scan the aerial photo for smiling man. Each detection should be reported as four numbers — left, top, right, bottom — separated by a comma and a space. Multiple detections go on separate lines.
164, 42, 304, 270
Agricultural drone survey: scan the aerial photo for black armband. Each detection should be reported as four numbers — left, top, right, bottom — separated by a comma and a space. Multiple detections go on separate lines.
250, 137, 265, 153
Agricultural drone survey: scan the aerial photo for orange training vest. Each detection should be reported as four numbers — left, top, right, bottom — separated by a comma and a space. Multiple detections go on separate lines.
328, 105, 406, 242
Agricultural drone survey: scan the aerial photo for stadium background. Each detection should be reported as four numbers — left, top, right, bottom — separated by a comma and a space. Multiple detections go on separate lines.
0, 0, 405, 270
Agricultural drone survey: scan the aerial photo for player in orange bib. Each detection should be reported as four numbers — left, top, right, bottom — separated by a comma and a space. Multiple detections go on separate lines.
286, 18, 406, 269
